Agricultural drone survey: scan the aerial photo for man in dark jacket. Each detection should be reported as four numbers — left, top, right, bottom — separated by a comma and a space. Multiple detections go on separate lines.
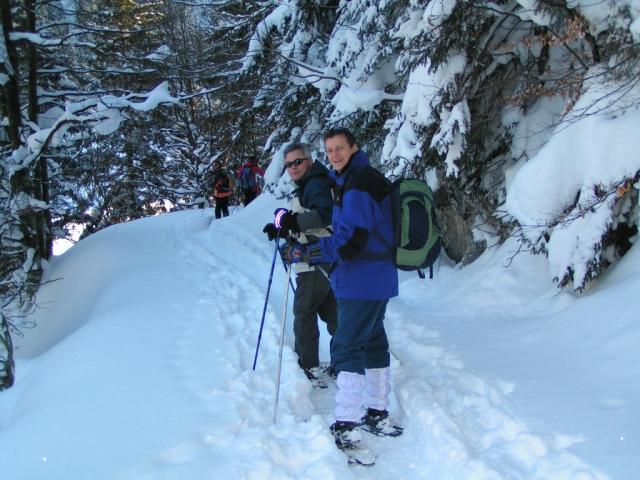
263, 143, 338, 388
280, 128, 401, 450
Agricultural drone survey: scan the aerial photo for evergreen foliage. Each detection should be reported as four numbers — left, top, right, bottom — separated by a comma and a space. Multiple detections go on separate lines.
1, 0, 175, 388
241, 0, 640, 290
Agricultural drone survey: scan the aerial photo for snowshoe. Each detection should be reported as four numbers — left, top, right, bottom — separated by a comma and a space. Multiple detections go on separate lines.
304, 367, 328, 389
330, 421, 376, 466
361, 408, 403, 437
322, 364, 338, 380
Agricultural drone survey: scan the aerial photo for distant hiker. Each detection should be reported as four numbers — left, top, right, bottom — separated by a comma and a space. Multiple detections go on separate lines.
264, 143, 338, 388
212, 161, 235, 219
237, 156, 264, 206
280, 127, 402, 452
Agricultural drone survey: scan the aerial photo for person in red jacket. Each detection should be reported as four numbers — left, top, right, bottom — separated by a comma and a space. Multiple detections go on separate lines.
212, 161, 234, 219
236, 156, 265, 206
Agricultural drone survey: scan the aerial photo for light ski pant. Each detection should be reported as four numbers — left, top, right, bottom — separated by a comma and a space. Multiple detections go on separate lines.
335, 367, 391, 422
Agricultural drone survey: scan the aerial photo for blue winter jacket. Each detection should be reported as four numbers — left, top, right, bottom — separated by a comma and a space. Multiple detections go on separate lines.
311, 150, 398, 300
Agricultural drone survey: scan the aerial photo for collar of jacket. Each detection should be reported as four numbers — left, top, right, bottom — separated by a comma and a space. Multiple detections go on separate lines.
294, 160, 330, 186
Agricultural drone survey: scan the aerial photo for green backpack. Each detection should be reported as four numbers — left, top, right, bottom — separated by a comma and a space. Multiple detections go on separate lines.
388, 178, 441, 278
340, 167, 442, 278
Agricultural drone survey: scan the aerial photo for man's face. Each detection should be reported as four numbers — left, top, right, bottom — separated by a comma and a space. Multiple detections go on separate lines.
284, 149, 312, 181
325, 134, 358, 173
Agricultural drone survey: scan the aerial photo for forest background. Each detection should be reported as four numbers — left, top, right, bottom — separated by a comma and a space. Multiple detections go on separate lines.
1, 0, 639, 389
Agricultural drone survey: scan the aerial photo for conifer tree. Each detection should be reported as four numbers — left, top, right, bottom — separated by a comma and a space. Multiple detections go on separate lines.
242, 0, 640, 290
0, 0, 174, 388
240, 1, 339, 154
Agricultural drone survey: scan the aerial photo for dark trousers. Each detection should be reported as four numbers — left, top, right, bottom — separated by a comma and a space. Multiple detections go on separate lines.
214, 196, 230, 218
243, 189, 258, 206
293, 270, 338, 369
331, 298, 390, 375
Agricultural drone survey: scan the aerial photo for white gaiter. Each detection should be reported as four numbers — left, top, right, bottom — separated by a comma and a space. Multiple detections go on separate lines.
365, 366, 391, 411
335, 371, 365, 422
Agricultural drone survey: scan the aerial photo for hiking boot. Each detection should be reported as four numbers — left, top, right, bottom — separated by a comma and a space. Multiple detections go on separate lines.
303, 367, 328, 389
362, 408, 403, 437
330, 421, 363, 449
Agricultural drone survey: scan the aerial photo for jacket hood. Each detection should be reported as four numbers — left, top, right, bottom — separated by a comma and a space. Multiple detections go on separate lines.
348, 150, 370, 169
295, 160, 331, 186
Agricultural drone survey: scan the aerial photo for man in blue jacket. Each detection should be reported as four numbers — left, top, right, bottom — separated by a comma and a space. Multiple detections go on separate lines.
281, 128, 401, 450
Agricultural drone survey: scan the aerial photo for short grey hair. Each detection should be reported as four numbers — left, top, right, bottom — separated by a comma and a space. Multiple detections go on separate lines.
283, 142, 312, 160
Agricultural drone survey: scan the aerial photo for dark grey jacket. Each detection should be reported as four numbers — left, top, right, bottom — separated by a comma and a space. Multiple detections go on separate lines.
290, 160, 334, 273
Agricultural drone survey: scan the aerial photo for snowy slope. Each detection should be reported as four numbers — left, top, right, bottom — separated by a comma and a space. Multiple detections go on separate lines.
0, 194, 637, 479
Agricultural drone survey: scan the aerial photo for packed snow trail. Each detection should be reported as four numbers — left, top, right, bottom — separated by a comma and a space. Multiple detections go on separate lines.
158, 201, 608, 479
1, 198, 614, 479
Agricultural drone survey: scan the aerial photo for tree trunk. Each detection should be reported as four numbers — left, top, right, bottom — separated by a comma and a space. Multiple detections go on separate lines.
0, 312, 14, 390
1, 0, 22, 149
25, 0, 53, 259
0, 0, 20, 390
435, 179, 487, 265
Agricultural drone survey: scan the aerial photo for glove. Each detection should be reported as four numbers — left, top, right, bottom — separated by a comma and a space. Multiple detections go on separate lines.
306, 242, 324, 265
262, 223, 288, 241
280, 241, 308, 264
273, 208, 300, 233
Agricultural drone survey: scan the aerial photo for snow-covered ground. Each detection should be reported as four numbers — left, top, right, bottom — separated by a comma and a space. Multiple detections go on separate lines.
1, 194, 638, 479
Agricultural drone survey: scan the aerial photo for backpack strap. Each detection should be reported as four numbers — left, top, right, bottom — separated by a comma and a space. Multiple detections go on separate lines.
333, 165, 390, 206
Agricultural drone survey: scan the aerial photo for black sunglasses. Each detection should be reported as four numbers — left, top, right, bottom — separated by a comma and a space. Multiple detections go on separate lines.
284, 157, 308, 169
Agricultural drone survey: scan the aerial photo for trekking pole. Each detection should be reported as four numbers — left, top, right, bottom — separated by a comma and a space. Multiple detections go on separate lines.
278, 248, 297, 295
273, 260, 293, 424
252, 237, 281, 371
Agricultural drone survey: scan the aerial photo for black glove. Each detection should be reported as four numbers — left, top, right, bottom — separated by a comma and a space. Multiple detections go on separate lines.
273, 208, 300, 234
262, 223, 289, 241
